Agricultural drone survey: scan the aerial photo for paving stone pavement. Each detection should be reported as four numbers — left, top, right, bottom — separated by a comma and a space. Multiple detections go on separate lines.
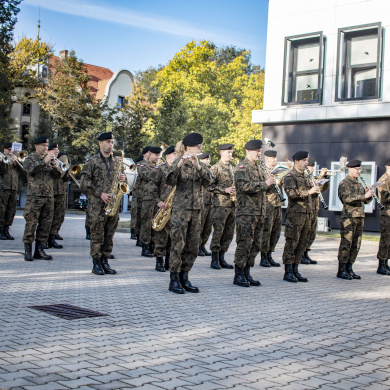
0, 210, 389, 390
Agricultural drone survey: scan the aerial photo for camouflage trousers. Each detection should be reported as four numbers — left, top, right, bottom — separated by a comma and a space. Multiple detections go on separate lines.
169, 208, 202, 272
377, 214, 390, 261
85, 198, 91, 229
50, 194, 67, 235
338, 216, 364, 264
200, 203, 213, 245
306, 208, 319, 250
154, 220, 171, 257
135, 198, 143, 236
210, 206, 235, 252
90, 203, 119, 259
0, 189, 17, 226
234, 214, 264, 268
261, 205, 282, 253
23, 196, 54, 244
140, 200, 156, 245
282, 212, 311, 265
130, 196, 137, 230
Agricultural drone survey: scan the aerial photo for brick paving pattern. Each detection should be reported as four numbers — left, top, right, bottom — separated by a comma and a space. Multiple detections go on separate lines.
0, 211, 389, 389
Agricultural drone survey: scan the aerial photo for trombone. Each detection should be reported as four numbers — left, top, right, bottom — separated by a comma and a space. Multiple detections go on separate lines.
0, 152, 9, 164
69, 164, 82, 188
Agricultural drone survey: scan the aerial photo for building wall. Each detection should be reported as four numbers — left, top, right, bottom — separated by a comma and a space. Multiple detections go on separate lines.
105, 70, 134, 108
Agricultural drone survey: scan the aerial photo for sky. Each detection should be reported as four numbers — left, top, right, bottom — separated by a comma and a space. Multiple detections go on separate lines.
13, 0, 269, 75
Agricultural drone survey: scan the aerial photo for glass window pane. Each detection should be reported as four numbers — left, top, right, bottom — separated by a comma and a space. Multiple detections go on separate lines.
352, 68, 376, 98
350, 35, 378, 65
295, 74, 318, 101
296, 43, 319, 71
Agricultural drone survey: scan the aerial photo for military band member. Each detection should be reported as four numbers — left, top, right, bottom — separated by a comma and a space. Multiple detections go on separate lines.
233, 140, 275, 287
337, 160, 374, 280
150, 145, 177, 272
130, 156, 142, 241
198, 153, 213, 257
208, 143, 236, 270
80, 132, 127, 275
164, 133, 213, 294
22, 136, 63, 261
260, 150, 283, 267
377, 159, 390, 275
282, 151, 319, 283
0, 142, 23, 240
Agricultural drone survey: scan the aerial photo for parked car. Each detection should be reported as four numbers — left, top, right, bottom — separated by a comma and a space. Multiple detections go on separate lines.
73, 199, 87, 210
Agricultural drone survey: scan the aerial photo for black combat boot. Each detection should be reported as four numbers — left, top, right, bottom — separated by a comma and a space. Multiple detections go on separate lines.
33, 241, 53, 260
92, 257, 105, 275
210, 251, 221, 269
109, 254, 115, 259
130, 228, 137, 240
198, 246, 205, 256
346, 262, 361, 279
48, 234, 63, 249
136, 236, 142, 247
283, 264, 298, 283
179, 270, 199, 293
244, 265, 261, 286
201, 244, 211, 256
141, 243, 153, 257
386, 259, 390, 272
292, 263, 308, 282
219, 251, 233, 269
0, 227, 6, 240
164, 252, 170, 270
86, 228, 91, 240
101, 256, 117, 274
233, 264, 250, 287
304, 250, 317, 264
55, 233, 63, 240
300, 254, 310, 264
24, 243, 33, 261
337, 263, 352, 280
169, 272, 185, 294
4, 226, 14, 240
155, 257, 165, 272
267, 252, 280, 267
377, 260, 390, 275
260, 252, 270, 267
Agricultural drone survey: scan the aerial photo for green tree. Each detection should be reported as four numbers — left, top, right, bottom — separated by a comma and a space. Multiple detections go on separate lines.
135, 66, 163, 105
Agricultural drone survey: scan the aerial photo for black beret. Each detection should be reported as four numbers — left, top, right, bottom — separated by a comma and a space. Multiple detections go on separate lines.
385, 159, 390, 166
308, 157, 316, 167
135, 156, 143, 163
142, 146, 151, 155
292, 151, 309, 161
183, 133, 203, 147
48, 143, 58, 151
198, 152, 210, 159
149, 146, 162, 154
264, 150, 277, 157
163, 145, 175, 156
219, 143, 234, 150
97, 132, 113, 141
346, 159, 362, 168
57, 152, 65, 158
4, 142, 12, 149
34, 136, 49, 145
244, 140, 262, 150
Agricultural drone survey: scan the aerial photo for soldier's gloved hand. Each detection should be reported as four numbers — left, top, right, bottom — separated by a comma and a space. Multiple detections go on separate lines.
265, 177, 276, 187
309, 186, 320, 194
100, 193, 113, 203
118, 173, 126, 182
157, 201, 166, 209
225, 187, 235, 195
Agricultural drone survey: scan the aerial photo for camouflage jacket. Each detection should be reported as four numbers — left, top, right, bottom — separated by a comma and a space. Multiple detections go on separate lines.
378, 172, 390, 217
80, 152, 122, 207
235, 158, 268, 217
338, 175, 372, 218
202, 185, 213, 205
208, 160, 235, 208
307, 171, 330, 212
53, 171, 70, 196
149, 163, 174, 204
23, 152, 62, 197
0, 159, 23, 191
164, 158, 213, 211
137, 160, 158, 201
284, 167, 313, 214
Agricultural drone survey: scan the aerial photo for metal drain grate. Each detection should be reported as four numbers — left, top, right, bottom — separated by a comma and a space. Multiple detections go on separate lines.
29, 304, 108, 320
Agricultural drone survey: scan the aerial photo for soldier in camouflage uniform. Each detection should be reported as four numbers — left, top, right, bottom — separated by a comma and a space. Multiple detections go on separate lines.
260, 150, 283, 267
337, 160, 374, 280
208, 144, 236, 270
22, 136, 63, 261
149, 145, 176, 272
198, 153, 213, 257
164, 133, 213, 294
0, 142, 23, 240
282, 151, 320, 283
139, 146, 161, 257
377, 159, 390, 275
233, 140, 275, 287
130, 155, 143, 240
80, 132, 127, 275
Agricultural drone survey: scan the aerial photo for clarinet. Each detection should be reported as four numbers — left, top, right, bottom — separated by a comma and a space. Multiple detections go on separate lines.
260, 157, 286, 202
306, 167, 328, 210
358, 176, 384, 210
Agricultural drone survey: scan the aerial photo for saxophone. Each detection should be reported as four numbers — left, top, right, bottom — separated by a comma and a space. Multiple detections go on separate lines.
152, 186, 176, 231
105, 150, 129, 217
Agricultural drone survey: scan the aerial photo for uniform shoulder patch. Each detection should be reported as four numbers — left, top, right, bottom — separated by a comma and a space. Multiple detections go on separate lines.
211, 166, 215, 170
140, 164, 144, 167
155, 166, 159, 169
286, 173, 291, 177
239, 165, 244, 168
340, 182, 344, 185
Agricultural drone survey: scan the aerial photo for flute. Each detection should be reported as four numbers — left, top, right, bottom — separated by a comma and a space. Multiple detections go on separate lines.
306, 167, 328, 210
358, 176, 384, 210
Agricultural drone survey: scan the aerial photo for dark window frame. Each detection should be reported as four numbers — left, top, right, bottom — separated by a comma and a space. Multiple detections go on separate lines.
335, 22, 382, 102
118, 96, 126, 109
22, 103, 31, 115
282, 31, 325, 106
